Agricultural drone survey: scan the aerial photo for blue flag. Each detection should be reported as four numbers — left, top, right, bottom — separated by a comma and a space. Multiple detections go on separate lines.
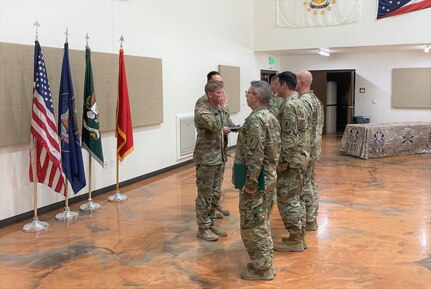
58, 42, 86, 194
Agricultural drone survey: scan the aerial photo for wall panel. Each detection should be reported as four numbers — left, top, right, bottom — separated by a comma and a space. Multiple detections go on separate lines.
0, 42, 163, 147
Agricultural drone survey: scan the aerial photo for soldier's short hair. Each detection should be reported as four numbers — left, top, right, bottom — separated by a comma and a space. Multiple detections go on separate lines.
205, 80, 224, 94
207, 71, 221, 81
270, 75, 278, 83
250, 80, 271, 105
277, 71, 297, 90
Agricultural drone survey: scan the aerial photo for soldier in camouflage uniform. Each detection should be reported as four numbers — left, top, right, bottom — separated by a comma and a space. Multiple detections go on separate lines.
274, 71, 311, 252
268, 76, 284, 118
297, 70, 324, 231
194, 80, 229, 241
234, 81, 280, 280
195, 71, 237, 219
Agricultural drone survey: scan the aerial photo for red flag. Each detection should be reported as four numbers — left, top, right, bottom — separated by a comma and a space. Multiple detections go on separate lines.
29, 41, 65, 194
116, 48, 134, 161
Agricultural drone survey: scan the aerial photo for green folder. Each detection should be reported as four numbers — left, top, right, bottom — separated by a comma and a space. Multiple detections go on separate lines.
233, 163, 265, 191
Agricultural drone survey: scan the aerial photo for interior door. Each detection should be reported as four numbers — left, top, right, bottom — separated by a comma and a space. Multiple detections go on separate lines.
309, 71, 328, 134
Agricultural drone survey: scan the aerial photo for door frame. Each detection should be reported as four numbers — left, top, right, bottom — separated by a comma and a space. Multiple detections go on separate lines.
260, 69, 277, 83
309, 69, 356, 134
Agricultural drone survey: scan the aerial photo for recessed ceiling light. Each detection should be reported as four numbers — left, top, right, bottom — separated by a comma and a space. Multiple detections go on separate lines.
318, 49, 330, 56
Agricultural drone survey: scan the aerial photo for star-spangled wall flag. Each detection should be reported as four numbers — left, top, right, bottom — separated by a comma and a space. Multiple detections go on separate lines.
29, 41, 65, 194
377, 0, 431, 19
277, 0, 361, 27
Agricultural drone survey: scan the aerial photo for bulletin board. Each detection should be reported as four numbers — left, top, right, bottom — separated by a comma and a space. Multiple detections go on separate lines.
0, 42, 163, 147
392, 67, 431, 108
218, 65, 240, 113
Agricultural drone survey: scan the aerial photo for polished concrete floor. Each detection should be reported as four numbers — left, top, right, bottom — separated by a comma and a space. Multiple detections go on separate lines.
0, 135, 430, 289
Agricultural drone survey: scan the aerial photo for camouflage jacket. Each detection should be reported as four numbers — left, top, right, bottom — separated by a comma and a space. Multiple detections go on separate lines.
234, 107, 280, 192
278, 96, 311, 170
193, 96, 228, 165
299, 91, 324, 160
268, 93, 285, 119
290, 91, 299, 100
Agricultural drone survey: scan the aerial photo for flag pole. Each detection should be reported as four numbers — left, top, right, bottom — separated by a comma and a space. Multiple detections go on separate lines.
55, 27, 80, 222
23, 141, 49, 232
108, 146, 127, 202
80, 155, 101, 211
80, 33, 101, 212
55, 183, 78, 221
108, 35, 128, 203
32, 143, 38, 216
119, 35, 124, 48
34, 20, 39, 41
23, 20, 49, 233
116, 156, 119, 192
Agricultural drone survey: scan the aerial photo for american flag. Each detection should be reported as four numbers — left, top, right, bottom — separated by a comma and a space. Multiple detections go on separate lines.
29, 41, 65, 194
377, 0, 431, 19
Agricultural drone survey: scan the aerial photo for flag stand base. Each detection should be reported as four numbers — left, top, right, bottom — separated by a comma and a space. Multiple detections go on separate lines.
55, 207, 79, 221
108, 191, 127, 202
79, 198, 101, 212
23, 217, 49, 233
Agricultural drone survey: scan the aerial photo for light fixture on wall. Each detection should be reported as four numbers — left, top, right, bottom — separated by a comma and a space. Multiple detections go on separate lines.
318, 48, 330, 56
425, 44, 430, 53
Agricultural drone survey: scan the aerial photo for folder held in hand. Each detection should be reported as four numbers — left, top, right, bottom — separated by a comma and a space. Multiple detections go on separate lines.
233, 163, 265, 191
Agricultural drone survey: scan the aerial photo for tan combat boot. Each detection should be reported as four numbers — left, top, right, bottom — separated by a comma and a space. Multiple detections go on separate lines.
241, 266, 274, 281
215, 211, 224, 219
197, 228, 219, 241
216, 205, 230, 216
305, 219, 318, 231
210, 225, 228, 237
281, 236, 307, 249
275, 233, 304, 252
247, 263, 276, 276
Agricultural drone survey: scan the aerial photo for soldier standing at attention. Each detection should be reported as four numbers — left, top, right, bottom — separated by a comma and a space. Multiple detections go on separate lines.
268, 75, 284, 118
296, 70, 324, 231
234, 81, 280, 280
195, 71, 236, 219
274, 71, 311, 252
194, 80, 229, 241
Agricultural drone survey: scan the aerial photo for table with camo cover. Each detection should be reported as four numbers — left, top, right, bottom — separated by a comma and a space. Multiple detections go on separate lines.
339, 122, 431, 159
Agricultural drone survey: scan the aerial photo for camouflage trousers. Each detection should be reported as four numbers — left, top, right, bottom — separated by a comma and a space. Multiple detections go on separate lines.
239, 188, 275, 271
303, 160, 319, 222
276, 167, 306, 235
195, 164, 224, 229
212, 162, 226, 208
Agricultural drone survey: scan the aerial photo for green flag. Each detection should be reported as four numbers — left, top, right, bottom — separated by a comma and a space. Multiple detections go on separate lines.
82, 46, 104, 167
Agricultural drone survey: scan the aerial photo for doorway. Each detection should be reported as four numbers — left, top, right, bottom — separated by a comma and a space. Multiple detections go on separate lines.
309, 70, 355, 134
260, 69, 277, 83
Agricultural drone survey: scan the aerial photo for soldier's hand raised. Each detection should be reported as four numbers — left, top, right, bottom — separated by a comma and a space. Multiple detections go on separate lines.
218, 90, 228, 108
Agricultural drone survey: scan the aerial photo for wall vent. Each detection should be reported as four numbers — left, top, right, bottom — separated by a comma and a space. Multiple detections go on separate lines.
176, 114, 195, 160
